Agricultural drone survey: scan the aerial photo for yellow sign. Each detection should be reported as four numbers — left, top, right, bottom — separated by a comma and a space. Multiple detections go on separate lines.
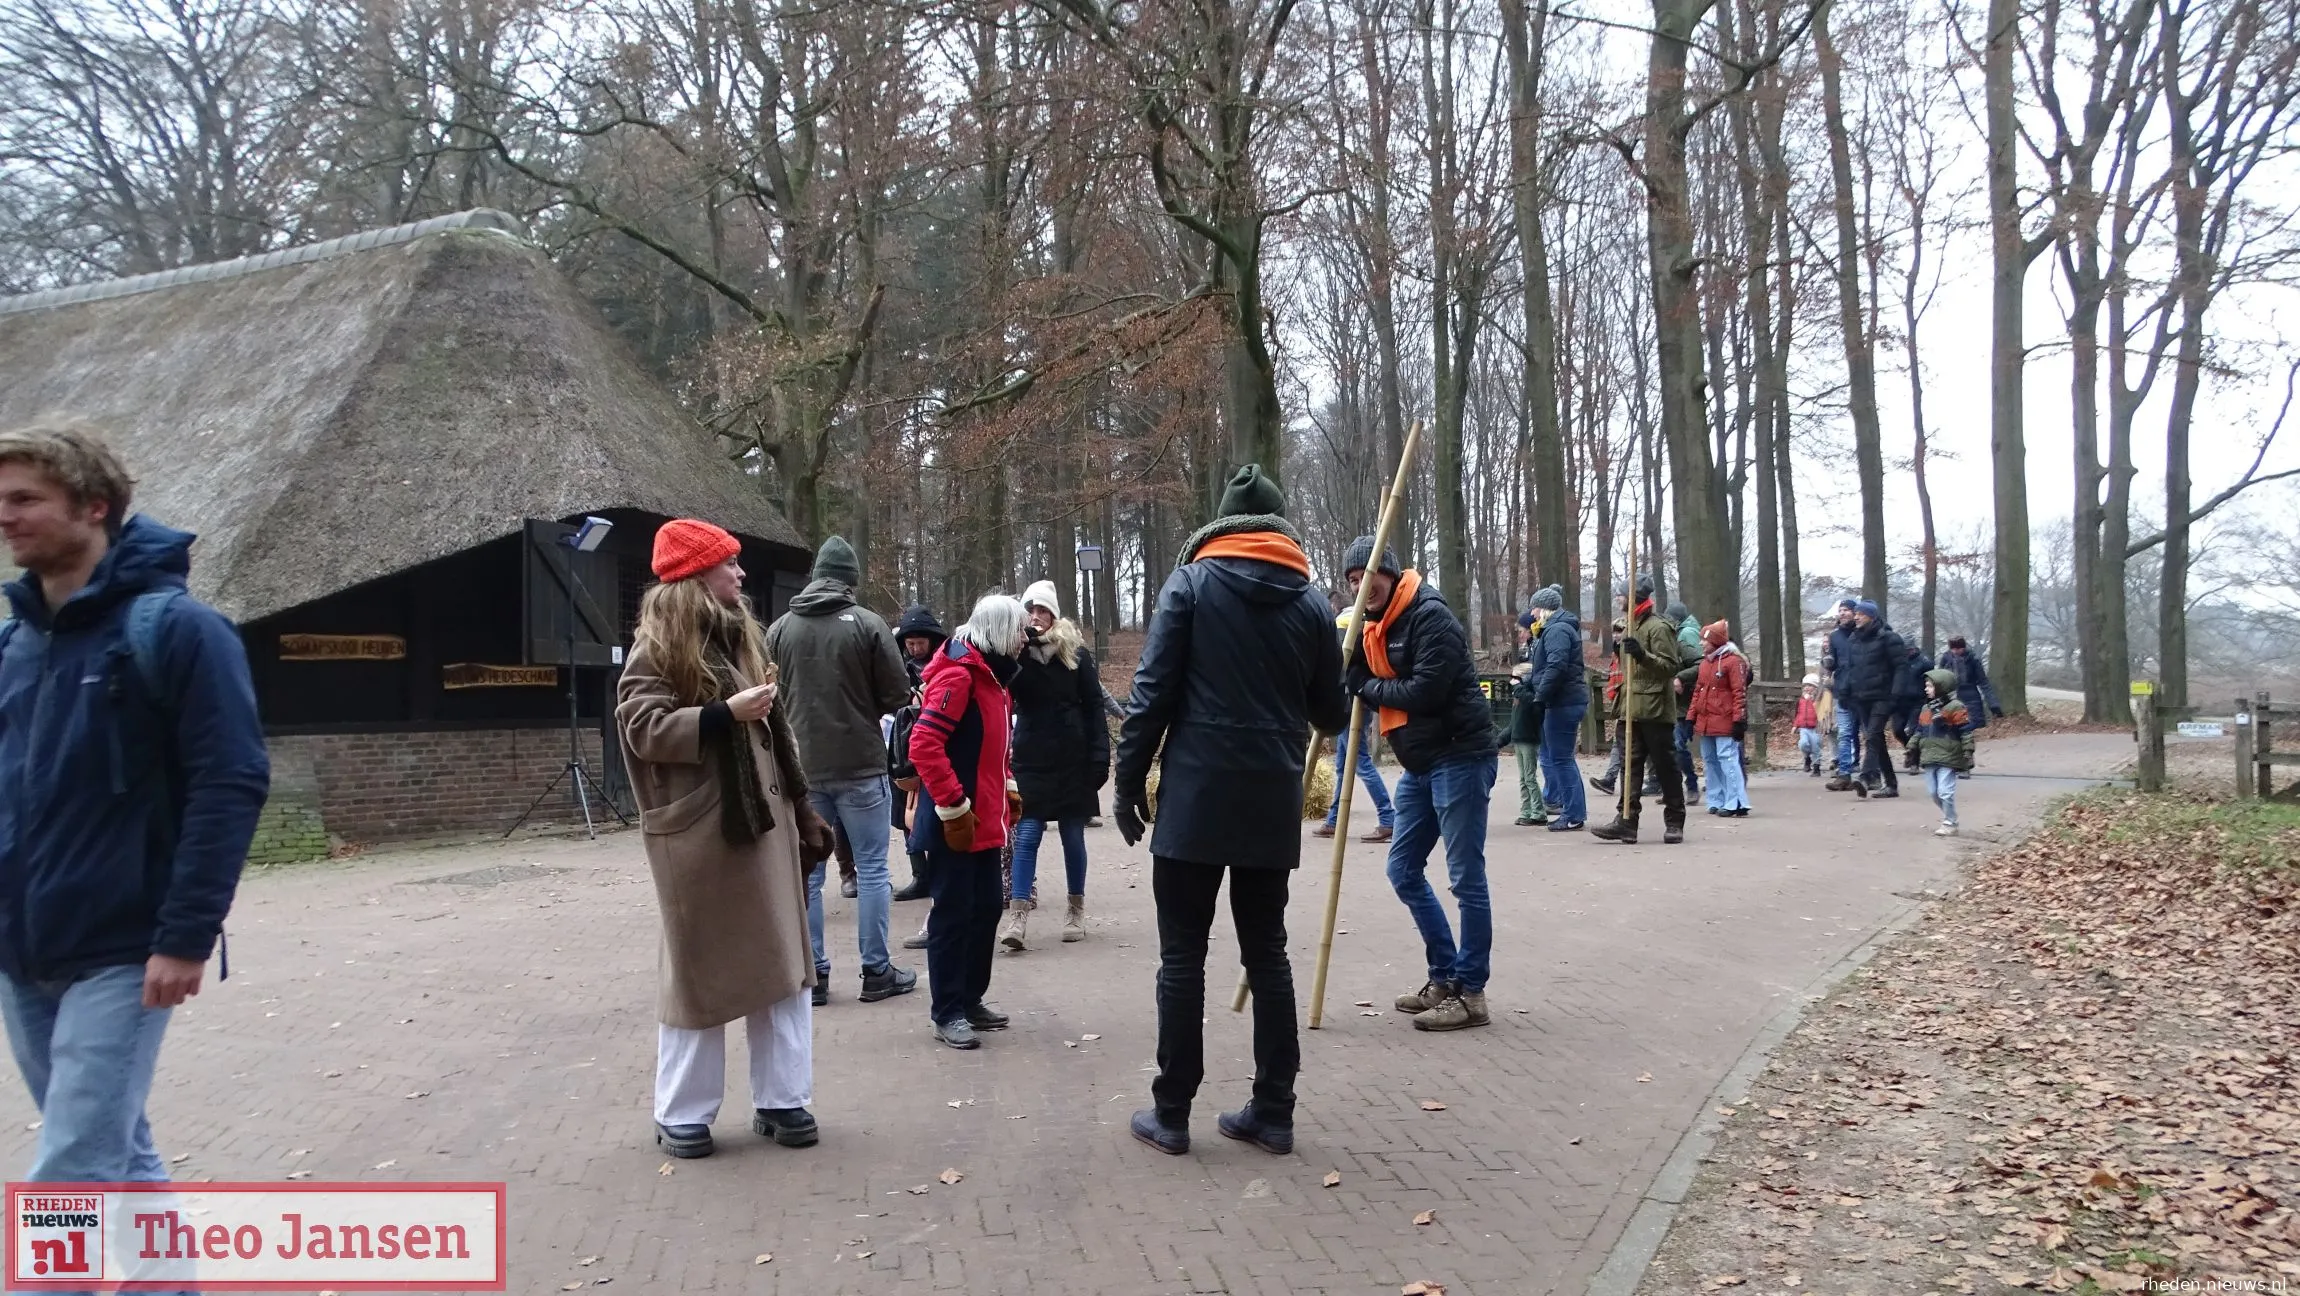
442, 663, 559, 690
2130, 680, 2155, 696
279, 633, 406, 661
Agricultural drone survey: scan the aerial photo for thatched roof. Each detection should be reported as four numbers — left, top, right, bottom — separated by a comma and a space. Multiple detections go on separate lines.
0, 210, 803, 622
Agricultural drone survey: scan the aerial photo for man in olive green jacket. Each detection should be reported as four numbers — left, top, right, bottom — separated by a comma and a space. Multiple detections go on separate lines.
1590, 576, 1686, 845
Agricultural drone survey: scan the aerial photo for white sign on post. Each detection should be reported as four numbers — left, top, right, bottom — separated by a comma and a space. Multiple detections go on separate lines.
2177, 721, 2225, 739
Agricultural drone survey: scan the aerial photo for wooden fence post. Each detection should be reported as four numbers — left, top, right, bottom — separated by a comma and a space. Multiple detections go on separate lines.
1748, 684, 1770, 767
2259, 691, 2275, 801
2235, 694, 2256, 801
2134, 684, 2162, 792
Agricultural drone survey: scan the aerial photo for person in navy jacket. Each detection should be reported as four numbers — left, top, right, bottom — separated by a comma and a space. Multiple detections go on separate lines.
0, 419, 268, 1206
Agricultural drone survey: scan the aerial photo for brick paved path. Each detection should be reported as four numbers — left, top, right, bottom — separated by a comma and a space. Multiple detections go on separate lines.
0, 734, 2126, 1295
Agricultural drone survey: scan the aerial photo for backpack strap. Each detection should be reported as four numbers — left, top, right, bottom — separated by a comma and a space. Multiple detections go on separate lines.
123, 587, 184, 713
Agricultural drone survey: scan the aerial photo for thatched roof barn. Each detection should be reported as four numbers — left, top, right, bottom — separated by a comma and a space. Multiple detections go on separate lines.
0, 209, 803, 622
0, 211, 813, 848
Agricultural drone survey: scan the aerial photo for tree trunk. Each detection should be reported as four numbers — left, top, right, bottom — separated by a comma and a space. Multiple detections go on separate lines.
1984, 0, 2034, 714
1643, 0, 1734, 619
1503, 0, 1571, 606
1815, 5, 1890, 616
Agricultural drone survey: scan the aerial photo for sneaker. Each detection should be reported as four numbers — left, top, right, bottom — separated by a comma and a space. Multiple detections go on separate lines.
812, 978, 829, 1008
1088, 816, 1105, 828
1853, 781, 1870, 799
1361, 825, 1395, 843
1129, 1109, 1189, 1156
1663, 824, 1685, 844
655, 1122, 713, 1158
859, 963, 918, 1002
841, 875, 859, 899
1217, 1104, 1295, 1155
902, 924, 929, 950
1311, 823, 1338, 839
965, 1002, 1010, 1030
1588, 820, 1638, 844
1825, 776, 1855, 791
1589, 775, 1617, 796
1870, 789, 1900, 800
1413, 990, 1490, 1032
1514, 816, 1541, 827
934, 1018, 980, 1050
1546, 819, 1584, 833
1935, 822, 1958, 837
1395, 980, 1450, 1014
752, 1107, 818, 1147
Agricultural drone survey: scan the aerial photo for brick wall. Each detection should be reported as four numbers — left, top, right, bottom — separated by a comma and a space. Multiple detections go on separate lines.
269, 727, 613, 848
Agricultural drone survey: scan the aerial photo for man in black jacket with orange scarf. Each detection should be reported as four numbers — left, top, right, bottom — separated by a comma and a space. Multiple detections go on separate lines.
1343, 538, 1501, 1034
1114, 466, 1349, 1158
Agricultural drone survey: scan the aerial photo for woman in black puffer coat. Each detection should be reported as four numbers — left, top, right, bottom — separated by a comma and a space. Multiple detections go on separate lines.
1000, 581, 1110, 951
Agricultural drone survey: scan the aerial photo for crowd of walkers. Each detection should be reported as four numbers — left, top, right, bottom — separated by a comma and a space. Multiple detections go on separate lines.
0, 415, 2012, 1217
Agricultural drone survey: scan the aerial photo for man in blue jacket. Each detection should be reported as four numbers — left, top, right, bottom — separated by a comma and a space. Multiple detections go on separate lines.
0, 421, 269, 1203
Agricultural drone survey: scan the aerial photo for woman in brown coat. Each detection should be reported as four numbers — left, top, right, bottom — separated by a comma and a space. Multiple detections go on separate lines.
617, 519, 835, 1159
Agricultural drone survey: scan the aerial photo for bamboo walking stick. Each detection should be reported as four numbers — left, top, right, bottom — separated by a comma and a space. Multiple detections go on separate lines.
1231, 420, 1425, 1020
1620, 540, 1637, 825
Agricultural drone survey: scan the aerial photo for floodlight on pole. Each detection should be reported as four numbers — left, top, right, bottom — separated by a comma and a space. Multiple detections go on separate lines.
1075, 542, 1104, 572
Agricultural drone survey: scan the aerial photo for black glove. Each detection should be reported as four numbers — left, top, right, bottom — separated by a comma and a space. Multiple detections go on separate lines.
1345, 653, 1374, 695
1114, 792, 1152, 847
1620, 636, 1650, 663
1732, 719, 1747, 743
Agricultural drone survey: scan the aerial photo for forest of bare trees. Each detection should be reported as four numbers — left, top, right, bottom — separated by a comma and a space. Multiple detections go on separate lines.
2, 0, 2296, 713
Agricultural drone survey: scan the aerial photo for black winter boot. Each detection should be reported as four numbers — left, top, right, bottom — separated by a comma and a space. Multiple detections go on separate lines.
893, 851, 932, 902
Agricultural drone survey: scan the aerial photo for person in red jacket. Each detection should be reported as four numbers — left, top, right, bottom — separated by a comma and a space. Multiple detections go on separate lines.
1686, 620, 1752, 817
907, 593, 1027, 1050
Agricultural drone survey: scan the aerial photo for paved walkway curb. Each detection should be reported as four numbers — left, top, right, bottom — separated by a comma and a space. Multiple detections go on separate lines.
1582, 895, 1933, 1296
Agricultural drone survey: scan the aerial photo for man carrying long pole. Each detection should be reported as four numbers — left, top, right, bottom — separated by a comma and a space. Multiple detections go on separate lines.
1113, 466, 1348, 1158
1590, 572, 1688, 845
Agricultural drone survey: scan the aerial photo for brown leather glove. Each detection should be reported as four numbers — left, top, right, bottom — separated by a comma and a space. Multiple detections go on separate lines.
795, 802, 836, 865
1006, 788, 1025, 823
942, 807, 981, 853
895, 775, 922, 794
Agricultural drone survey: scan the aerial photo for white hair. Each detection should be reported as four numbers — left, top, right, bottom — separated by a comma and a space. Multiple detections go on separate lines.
958, 593, 1028, 657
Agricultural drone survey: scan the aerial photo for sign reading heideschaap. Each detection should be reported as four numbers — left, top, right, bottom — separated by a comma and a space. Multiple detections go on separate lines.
7, 1183, 505, 1291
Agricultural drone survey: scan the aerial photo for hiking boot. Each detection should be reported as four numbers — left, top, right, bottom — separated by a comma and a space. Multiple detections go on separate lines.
1413, 990, 1490, 1032
1311, 822, 1338, 839
934, 1018, 980, 1050
752, 1107, 818, 1147
1395, 980, 1451, 1014
1870, 788, 1900, 799
1825, 776, 1855, 791
892, 854, 931, 902
1588, 819, 1638, 844
840, 874, 859, 899
1130, 1109, 1189, 1156
1216, 1104, 1295, 1155
655, 1123, 713, 1158
1935, 822, 1959, 837
859, 963, 918, 1002
1062, 895, 1086, 943
1663, 823, 1685, 845
811, 980, 829, 1008
999, 899, 1033, 951
1361, 825, 1394, 843
1514, 816, 1539, 827
965, 1002, 1010, 1030
1853, 781, 1870, 799
1589, 774, 1617, 796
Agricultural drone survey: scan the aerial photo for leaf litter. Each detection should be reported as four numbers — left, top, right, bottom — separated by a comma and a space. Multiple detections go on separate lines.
1638, 790, 2300, 1295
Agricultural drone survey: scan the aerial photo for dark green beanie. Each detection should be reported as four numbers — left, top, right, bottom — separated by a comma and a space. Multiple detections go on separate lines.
812, 535, 862, 587
1218, 464, 1287, 519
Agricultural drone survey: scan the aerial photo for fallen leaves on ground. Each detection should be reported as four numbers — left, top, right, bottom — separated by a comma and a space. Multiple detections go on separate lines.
1638, 790, 2300, 1295
656, 1163, 674, 1176
753, 1254, 772, 1265
1418, 1099, 1448, 1112
938, 1168, 964, 1185
1323, 1171, 1343, 1187
1413, 1209, 1437, 1226
1400, 1281, 1446, 1295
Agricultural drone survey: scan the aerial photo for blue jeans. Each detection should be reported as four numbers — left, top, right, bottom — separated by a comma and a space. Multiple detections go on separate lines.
1541, 701, 1588, 825
1324, 710, 1394, 828
1797, 727, 1823, 767
1674, 717, 1699, 791
1386, 753, 1497, 993
1928, 766, 1959, 825
1010, 817, 1088, 901
1835, 701, 1861, 776
1701, 735, 1749, 811
806, 777, 894, 975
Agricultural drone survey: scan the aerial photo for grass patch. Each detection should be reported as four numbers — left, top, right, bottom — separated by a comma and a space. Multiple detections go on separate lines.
2053, 786, 2300, 876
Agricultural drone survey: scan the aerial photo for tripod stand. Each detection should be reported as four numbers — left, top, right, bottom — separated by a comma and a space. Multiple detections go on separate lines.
506, 531, 631, 839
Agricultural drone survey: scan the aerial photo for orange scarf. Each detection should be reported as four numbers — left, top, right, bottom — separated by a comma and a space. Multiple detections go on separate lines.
1361, 569, 1424, 734
1196, 531, 1312, 576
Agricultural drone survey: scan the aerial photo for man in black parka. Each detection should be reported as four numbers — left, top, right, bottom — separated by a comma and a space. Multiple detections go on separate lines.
1114, 465, 1349, 1158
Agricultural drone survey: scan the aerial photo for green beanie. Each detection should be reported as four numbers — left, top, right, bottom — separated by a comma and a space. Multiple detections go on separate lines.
1218, 464, 1287, 519
812, 535, 862, 587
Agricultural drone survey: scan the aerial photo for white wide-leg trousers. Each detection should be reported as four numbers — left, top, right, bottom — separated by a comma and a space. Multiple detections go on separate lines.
653, 988, 813, 1126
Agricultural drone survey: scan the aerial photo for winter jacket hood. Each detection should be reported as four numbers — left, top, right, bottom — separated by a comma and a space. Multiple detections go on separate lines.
1522, 608, 1588, 712
895, 603, 948, 647
1914, 669, 1976, 770
1686, 640, 1750, 737
0, 515, 270, 983
766, 583, 912, 784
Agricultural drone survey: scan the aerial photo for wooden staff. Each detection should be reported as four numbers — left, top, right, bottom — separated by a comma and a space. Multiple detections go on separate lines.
1620, 539, 1637, 824
1232, 419, 1425, 1023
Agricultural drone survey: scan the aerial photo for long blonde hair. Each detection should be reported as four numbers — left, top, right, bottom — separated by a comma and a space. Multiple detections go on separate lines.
1032, 616, 1085, 669
633, 578, 770, 705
